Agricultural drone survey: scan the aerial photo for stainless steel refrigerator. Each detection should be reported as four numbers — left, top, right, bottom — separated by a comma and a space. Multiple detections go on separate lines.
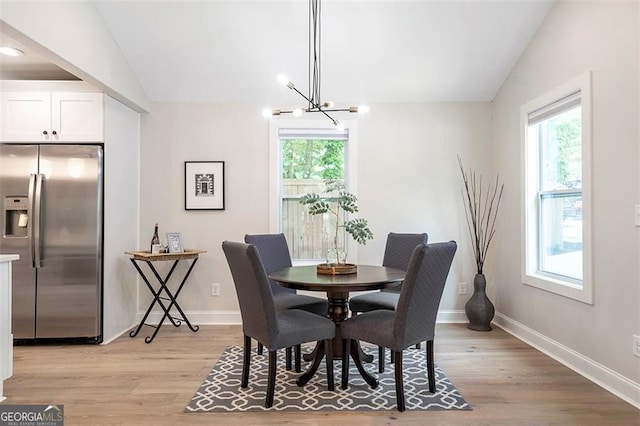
0, 144, 103, 343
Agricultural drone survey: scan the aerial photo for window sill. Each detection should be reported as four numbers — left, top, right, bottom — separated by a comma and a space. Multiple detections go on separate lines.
522, 272, 593, 305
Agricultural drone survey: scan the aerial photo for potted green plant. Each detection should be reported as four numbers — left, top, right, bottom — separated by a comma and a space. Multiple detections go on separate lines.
300, 179, 373, 270
458, 156, 504, 331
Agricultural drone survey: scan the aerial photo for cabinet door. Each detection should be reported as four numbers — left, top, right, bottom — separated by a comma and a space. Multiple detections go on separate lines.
51, 92, 104, 142
0, 92, 52, 142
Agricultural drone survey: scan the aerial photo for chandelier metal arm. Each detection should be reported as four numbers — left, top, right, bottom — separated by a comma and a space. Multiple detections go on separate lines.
288, 84, 337, 123
264, 0, 368, 128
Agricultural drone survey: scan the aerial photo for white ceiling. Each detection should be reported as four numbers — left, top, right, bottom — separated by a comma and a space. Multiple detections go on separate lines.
1, 0, 555, 105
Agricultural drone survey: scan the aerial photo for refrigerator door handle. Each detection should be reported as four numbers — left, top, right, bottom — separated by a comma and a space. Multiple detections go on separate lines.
28, 174, 37, 267
33, 173, 44, 268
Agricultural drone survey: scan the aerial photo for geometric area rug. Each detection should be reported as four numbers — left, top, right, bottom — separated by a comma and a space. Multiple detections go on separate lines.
185, 344, 472, 412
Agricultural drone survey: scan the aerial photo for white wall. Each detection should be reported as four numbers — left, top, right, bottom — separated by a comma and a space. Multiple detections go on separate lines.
102, 96, 141, 342
357, 103, 494, 314
491, 0, 639, 404
138, 102, 493, 323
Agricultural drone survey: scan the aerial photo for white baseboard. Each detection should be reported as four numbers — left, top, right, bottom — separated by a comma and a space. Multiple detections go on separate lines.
493, 312, 640, 409
436, 309, 468, 323
143, 310, 242, 325
101, 325, 135, 345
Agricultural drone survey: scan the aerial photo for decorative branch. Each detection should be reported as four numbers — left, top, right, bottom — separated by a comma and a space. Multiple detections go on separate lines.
458, 156, 504, 274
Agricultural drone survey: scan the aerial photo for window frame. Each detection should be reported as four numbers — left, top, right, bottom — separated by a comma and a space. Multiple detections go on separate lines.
520, 72, 593, 304
269, 118, 359, 265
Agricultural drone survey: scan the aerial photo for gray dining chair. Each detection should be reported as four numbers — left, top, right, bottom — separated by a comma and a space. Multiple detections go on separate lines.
348, 232, 428, 372
222, 241, 336, 408
245, 233, 328, 371
340, 241, 457, 412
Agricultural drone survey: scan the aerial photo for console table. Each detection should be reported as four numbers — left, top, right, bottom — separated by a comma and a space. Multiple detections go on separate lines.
125, 249, 205, 343
0, 254, 19, 402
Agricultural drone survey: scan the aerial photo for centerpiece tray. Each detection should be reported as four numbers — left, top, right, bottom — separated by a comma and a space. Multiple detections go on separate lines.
316, 263, 357, 275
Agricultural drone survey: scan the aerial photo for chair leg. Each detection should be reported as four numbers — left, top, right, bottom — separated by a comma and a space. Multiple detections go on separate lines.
286, 346, 293, 371
415, 342, 421, 350
426, 340, 435, 393
266, 350, 277, 408
242, 335, 251, 388
294, 344, 302, 373
325, 339, 334, 391
257, 341, 264, 355
390, 350, 395, 364
341, 339, 350, 389
394, 350, 405, 412
378, 346, 385, 373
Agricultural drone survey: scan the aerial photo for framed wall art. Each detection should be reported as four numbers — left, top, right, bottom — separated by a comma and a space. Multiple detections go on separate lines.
166, 232, 184, 253
184, 161, 225, 210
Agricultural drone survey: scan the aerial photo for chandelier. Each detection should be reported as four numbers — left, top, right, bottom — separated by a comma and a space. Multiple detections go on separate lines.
262, 0, 369, 130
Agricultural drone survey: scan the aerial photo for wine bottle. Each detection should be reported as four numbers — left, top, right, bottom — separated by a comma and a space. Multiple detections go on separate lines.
150, 223, 160, 252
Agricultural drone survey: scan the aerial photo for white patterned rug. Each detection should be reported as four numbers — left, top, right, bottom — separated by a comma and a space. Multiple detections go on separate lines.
185, 345, 472, 412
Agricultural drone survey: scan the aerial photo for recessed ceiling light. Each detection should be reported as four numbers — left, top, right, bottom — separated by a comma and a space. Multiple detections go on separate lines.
0, 46, 25, 57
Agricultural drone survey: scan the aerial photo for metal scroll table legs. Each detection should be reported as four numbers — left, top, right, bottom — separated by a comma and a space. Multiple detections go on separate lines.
128, 257, 200, 343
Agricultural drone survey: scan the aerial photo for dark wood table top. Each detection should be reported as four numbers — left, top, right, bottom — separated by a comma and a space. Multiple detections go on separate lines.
269, 264, 405, 293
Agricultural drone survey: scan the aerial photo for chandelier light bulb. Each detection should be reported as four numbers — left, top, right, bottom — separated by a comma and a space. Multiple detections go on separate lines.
262, 109, 273, 118
292, 108, 304, 117
277, 74, 290, 86
322, 101, 334, 109
357, 105, 370, 114
333, 119, 344, 131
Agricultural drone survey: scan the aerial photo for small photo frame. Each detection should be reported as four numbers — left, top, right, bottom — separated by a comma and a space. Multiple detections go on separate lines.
185, 161, 225, 210
166, 232, 184, 253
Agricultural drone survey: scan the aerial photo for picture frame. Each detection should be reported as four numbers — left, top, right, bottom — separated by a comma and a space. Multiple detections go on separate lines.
166, 232, 184, 253
184, 161, 225, 210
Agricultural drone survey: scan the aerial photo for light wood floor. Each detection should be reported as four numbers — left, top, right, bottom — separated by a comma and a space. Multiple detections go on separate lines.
3, 323, 638, 425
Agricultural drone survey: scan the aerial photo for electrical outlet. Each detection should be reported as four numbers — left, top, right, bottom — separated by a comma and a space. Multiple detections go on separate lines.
459, 282, 467, 295
633, 335, 640, 358
211, 283, 221, 297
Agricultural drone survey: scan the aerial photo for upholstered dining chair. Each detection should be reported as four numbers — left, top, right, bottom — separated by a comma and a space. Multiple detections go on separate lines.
340, 241, 457, 412
348, 232, 428, 372
222, 241, 336, 408
245, 233, 328, 371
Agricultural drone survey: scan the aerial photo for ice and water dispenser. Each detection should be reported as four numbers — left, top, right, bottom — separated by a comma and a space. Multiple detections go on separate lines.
4, 196, 28, 238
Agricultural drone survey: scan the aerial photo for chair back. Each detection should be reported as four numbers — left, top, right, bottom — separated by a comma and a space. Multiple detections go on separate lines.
245, 233, 295, 295
393, 241, 457, 346
382, 232, 429, 270
222, 241, 278, 344
382, 232, 428, 293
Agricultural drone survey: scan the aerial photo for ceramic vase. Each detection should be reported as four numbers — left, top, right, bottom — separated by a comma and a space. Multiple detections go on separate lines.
465, 273, 495, 331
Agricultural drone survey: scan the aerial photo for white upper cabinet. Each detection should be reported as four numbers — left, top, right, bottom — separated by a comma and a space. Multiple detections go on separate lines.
1, 92, 104, 142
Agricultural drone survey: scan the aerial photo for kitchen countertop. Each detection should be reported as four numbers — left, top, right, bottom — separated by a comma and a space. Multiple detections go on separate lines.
0, 255, 19, 263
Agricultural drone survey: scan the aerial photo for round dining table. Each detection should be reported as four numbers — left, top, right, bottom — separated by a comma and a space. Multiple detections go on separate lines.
269, 264, 405, 387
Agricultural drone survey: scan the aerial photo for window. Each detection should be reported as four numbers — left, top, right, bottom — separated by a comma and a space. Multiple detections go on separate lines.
269, 119, 358, 263
521, 72, 592, 304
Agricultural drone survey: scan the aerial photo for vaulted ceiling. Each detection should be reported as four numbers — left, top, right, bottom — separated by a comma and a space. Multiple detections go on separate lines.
1, 0, 555, 105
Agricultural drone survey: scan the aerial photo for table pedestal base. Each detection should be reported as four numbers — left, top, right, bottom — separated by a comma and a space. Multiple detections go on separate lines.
299, 290, 378, 387
297, 340, 378, 389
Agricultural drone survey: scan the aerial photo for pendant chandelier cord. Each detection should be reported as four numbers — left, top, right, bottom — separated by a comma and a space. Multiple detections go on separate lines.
263, 0, 369, 128
310, 0, 321, 108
